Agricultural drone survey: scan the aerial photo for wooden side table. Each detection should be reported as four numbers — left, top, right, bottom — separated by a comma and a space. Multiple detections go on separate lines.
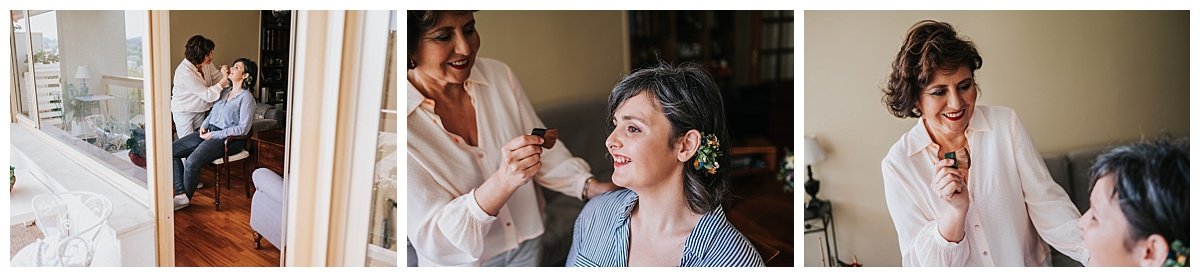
252, 129, 286, 175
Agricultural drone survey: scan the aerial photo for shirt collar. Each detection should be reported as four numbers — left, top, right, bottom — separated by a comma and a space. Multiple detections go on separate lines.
406, 65, 491, 116
904, 105, 992, 156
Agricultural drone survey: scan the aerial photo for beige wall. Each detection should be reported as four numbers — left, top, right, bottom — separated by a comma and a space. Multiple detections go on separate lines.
168, 10, 260, 84
472, 11, 628, 108
804, 11, 1188, 266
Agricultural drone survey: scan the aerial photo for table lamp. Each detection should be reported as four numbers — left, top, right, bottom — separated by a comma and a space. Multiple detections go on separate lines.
804, 136, 827, 212
75, 65, 92, 95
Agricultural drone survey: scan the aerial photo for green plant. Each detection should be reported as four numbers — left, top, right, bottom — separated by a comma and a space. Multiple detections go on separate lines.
32, 50, 59, 64
778, 148, 795, 193
62, 83, 85, 131
127, 124, 146, 156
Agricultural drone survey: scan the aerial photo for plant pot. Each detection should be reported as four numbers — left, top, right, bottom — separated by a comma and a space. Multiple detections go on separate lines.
129, 152, 147, 168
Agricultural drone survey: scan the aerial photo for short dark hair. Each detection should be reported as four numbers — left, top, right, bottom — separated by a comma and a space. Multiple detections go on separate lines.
607, 62, 731, 215
232, 58, 258, 89
1089, 138, 1189, 250
407, 11, 474, 69
184, 35, 215, 66
883, 20, 983, 118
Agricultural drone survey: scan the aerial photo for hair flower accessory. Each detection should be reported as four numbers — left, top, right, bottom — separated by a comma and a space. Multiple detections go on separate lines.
1164, 240, 1189, 267
693, 133, 723, 175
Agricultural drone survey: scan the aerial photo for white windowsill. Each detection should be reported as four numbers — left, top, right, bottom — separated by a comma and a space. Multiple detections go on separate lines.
9, 123, 155, 266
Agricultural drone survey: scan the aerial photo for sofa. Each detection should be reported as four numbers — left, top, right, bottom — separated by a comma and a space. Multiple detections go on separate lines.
533, 97, 615, 266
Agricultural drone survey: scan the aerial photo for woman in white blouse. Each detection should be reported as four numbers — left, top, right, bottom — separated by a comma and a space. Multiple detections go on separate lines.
171, 35, 229, 136
879, 20, 1089, 266
406, 11, 618, 266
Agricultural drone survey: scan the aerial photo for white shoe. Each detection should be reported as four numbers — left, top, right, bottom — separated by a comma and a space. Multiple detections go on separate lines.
173, 194, 190, 211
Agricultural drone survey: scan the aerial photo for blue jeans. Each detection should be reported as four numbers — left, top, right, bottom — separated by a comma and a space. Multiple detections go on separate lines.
172, 131, 245, 199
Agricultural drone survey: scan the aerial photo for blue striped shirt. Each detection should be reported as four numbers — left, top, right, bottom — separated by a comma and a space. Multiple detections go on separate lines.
566, 189, 764, 267
202, 88, 256, 140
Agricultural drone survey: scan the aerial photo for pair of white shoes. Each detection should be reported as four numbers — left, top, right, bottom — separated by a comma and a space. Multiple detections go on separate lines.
173, 194, 190, 211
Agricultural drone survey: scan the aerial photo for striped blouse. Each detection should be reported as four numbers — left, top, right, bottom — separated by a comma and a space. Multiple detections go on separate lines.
566, 189, 764, 267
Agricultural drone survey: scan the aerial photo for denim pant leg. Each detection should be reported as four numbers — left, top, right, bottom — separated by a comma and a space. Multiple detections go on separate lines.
181, 138, 246, 199
172, 133, 204, 196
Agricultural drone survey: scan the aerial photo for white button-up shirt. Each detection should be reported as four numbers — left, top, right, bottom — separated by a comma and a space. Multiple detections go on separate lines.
881, 105, 1089, 266
170, 59, 223, 113
407, 57, 593, 266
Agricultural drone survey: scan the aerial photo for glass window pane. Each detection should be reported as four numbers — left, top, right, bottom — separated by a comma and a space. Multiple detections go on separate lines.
11, 11, 36, 119
365, 10, 399, 267
30, 10, 150, 186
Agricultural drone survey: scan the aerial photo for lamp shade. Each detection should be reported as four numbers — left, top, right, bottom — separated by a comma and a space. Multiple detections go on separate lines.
804, 135, 827, 165
74, 65, 92, 80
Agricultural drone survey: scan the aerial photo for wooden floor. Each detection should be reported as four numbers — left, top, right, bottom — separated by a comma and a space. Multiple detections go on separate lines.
174, 165, 281, 267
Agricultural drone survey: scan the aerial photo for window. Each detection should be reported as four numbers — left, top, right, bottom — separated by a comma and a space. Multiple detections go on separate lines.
21, 10, 150, 187
364, 10, 399, 266
11, 11, 35, 120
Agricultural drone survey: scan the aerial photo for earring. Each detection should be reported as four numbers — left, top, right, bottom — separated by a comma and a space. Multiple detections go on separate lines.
408, 59, 416, 69
693, 133, 723, 175
912, 108, 922, 117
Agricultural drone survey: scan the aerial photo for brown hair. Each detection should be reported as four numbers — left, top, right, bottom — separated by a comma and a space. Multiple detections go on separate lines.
883, 20, 983, 118
407, 11, 474, 69
184, 35, 215, 66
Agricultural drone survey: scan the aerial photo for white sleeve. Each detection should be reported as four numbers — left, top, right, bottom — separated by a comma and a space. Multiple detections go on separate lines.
882, 159, 971, 266
406, 155, 498, 266
172, 65, 222, 104
1008, 111, 1090, 264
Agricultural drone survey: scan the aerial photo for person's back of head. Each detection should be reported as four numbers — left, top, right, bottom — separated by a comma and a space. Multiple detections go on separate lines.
1086, 137, 1189, 266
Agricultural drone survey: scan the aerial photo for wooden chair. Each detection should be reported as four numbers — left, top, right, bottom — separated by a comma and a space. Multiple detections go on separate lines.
208, 134, 253, 210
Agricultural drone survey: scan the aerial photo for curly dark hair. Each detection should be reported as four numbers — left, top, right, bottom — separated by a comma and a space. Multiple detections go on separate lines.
407, 11, 474, 69
883, 20, 983, 118
1089, 137, 1189, 251
184, 35, 215, 66
607, 62, 731, 215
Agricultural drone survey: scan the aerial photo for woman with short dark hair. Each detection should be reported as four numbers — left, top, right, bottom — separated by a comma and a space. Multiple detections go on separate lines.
566, 62, 763, 267
406, 11, 619, 267
880, 20, 1087, 266
171, 35, 230, 136
1080, 138, 1189, 266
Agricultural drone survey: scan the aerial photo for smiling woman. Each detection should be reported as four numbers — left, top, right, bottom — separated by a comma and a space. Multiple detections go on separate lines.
566, 62, 763, 267
405, 10, 620, 267
879, 20, 1087, 267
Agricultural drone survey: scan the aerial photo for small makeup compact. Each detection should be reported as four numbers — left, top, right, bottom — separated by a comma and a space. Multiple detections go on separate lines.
531, 128, 559, 149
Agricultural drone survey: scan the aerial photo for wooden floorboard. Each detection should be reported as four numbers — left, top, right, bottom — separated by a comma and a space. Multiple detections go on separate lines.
174, 165, 280, 267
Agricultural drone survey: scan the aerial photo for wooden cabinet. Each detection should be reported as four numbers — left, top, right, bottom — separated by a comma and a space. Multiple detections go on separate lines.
253, 129, 285, 175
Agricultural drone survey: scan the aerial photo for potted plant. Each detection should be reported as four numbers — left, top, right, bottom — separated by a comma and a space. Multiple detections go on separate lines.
127, 123, 146, 168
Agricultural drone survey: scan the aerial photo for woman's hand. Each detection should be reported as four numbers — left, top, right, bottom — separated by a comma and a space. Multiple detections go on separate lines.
199, 130, 212, 140
934, 159, 969, 212
474, 135, 544, 216
933, 159, 969, 242
218, 65, 230, 87
496, 135, 545, 189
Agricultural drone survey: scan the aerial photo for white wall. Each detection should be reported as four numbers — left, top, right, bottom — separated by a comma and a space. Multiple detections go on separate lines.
804, 10, 1188, 266
472, 11, 628, 108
